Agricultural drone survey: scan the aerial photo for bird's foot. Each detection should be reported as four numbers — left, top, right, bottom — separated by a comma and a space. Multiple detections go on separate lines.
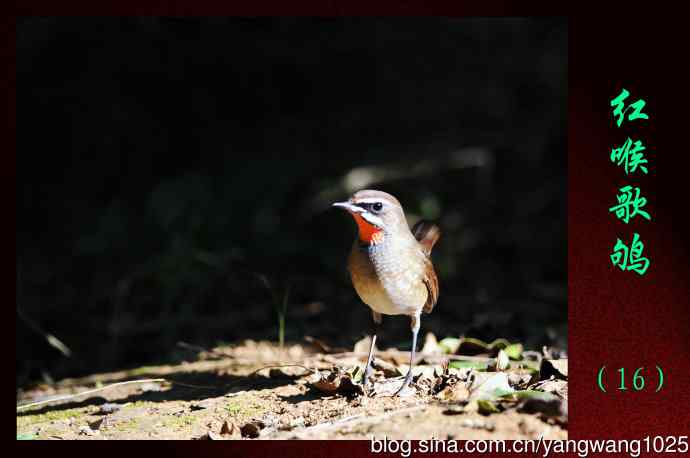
393, 370, 415, 397
361, 365, 374, 397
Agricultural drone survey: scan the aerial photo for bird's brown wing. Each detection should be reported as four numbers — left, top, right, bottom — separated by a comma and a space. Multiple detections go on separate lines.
422, 257, 439, 314
412, 220, 440, 314
412, 220, 441, 256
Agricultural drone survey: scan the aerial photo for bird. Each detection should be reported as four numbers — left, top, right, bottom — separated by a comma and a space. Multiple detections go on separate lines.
333, 189, 440, 396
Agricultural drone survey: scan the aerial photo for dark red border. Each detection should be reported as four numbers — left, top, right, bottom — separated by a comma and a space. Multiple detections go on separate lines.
11, 8, 690, 457
568, 17, 690, 440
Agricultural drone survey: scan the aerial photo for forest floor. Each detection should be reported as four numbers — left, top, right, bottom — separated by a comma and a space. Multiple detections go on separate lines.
16, 337, 567, 440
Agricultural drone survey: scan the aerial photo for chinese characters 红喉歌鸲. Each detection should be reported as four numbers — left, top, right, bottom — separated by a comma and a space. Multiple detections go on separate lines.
610, 88, 649, 128
610, 233, 650, 276
609, 88, 651, 276
609, 185, 651, 224
610, 138, 648, 175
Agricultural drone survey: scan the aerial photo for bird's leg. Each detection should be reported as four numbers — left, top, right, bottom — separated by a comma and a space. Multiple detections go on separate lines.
362, 311, 381, 392
395, 311, 420, 396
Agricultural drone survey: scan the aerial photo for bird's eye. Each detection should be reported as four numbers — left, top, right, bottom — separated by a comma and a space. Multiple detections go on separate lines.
372, 202, 383, 212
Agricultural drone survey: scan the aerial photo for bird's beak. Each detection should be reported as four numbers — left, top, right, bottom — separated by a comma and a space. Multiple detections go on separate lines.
332, 201, 363, 213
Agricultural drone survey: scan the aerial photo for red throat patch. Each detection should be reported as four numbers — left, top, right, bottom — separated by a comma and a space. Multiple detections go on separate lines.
352, 213, 384, 245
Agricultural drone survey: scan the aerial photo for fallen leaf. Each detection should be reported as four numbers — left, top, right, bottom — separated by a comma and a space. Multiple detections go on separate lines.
447, 367, 473, 380
456, 337, 510, 356
540, 359, 568, 380
240, 421, 263, 438
477, 399, 500, 415
495, 350, 510, 371
339, 375, 365, 396
530, 379, 568, 399
421, 332, 441, 354
353, 336, 375, 354
469, 372, 515, 401
505, 389, 560, 402
311, 375, 341, 394
371, 359, 401, 377
508, 372, 534, 388
504, 343, 524, 360
449, 360, 490, 371
220, 420, 241, 438
438, 337, 461, 354
347, 365, 364, 383
436, 383, 470, 402
309, 368, 364, 396
310, 368, 343, 394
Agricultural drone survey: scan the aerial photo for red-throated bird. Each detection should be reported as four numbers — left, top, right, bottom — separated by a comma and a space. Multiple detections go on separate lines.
333, 190, 440, 395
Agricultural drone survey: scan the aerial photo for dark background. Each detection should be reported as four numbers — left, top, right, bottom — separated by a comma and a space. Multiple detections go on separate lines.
16, 17, 567, 387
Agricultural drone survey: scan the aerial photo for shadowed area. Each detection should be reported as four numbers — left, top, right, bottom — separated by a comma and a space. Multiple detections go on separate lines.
17, 17, 567, 388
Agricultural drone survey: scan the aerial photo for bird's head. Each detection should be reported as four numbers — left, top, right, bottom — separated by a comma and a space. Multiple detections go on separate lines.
332, 189, 408, 245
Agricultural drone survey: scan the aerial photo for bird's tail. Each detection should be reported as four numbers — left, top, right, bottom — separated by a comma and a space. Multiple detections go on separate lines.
411, 220, 441, 256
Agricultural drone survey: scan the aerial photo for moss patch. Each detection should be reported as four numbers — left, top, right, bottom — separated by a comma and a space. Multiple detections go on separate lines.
17, 407, 89, 430
162, 414, 197, 429
110, 417, 141, 432
225, 398, 264, 417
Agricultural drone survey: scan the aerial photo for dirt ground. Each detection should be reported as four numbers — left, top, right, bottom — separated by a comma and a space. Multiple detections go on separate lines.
16, 338, 568, 440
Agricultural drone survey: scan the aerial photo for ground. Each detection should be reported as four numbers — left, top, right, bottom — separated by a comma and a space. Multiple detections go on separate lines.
16, 338, 568, 440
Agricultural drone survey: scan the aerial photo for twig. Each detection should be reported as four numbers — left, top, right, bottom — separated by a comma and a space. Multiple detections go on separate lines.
17, 362, 321, 413
16, 378, 167, 411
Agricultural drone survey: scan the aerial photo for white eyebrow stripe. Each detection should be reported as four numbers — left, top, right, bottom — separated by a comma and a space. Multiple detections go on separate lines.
356, 198, 386, 204
360, 212, 384, 227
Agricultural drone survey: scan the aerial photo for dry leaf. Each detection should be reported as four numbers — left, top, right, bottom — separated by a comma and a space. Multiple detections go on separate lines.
311, 375, 341, 394
240, 421, 263, 438
530, 379, 568, 399
540, 359, 568, 380
220, 420, 241, 438
421, 332, 441, 354
371, 358, 402, 377
353, 336, 375, 354
309, 368, 364, 396
436, 383, 470, 402
469, 372, 514, 400
495, 349, 510, 371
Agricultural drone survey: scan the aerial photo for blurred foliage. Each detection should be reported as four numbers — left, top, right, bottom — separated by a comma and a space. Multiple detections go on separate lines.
17, 18, 567, 386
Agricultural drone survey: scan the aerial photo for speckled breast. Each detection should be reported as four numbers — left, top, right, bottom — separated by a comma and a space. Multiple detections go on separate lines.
347, 240, 427, 316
